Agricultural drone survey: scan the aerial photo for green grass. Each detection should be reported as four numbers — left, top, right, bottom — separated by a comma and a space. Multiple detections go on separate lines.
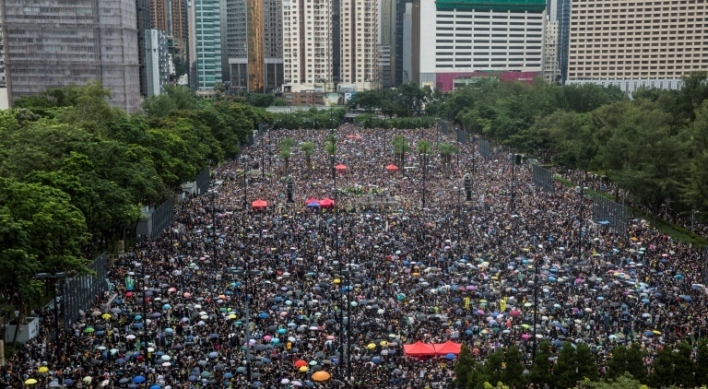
554, 175, 706, 247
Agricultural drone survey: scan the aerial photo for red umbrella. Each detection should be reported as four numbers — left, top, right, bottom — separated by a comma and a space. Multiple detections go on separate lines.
304, 197, 320, 206
251, 199, 268, 209
334, 164, 347, 171
385, 164, 399, 171
319, 198, 335, 208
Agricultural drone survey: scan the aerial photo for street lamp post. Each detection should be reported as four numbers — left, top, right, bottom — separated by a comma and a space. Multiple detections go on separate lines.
35, 272, 66, 354
211, 183, 218, 267
531, 251, 541, 361
241, 155, 248, 211
421, 153, 427, 210
472, 136, 477, 176
578, 182, 584, 263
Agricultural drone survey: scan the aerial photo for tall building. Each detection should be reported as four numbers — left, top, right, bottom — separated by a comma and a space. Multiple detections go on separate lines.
137, 0, 153, 97
566, 0, 708, 94
394, 0, 414, 86
227, 0, 284, 93
146, 30, 170, 96
1, 0, 141, 112
188, 0, 198, 90
282, 0, 334, 92
340, 0, 379, 91
170, 0, 189, 59
380, 0, 396, 87
401, 2, 413, 83
413, 0, 545, 91
556, 0, 570, 83
152, 0, 169, 32
378, 46, 391, 89
194, 0, 222, 91
543, 20, 559, 84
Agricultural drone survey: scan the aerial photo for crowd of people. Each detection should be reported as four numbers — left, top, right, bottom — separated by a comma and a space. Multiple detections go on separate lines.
1, 125, 707, 389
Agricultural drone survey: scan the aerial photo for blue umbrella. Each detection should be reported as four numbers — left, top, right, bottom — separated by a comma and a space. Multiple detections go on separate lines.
188, 375, 198, 382
150, 312, 161, 318
150, 385, 160, 389
128, 385, 138, 389
277, 328, 287, 334
644, 331, 653, 337
132, 323, 143, 329
253, 381, 262, 388
64, 379, 74, 386
134, 315, 142, 321
261, 357, 271, 364
236, 367, 246, 373
259, 312, 268, 319
132, 376, 146, 384
224, 373, 234, 379
445, 353, 456, 360
308, 202, 320, 208
162, 304, 172, 310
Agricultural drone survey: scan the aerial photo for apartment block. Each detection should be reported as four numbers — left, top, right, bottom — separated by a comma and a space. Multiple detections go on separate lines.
414, 0, 545, 91
394, 0, 415, 86
378, 45, 391, 89
152, 0, 189, 59
380, 0, 396, 87
340, 0, 379, 91
1, 0, 141, 112
194, 0, 222, 91
566, 0, 708, 94
282, 0, 334, 92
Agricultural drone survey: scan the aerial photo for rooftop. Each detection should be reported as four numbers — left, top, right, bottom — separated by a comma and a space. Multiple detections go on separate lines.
435, 0, 546, 12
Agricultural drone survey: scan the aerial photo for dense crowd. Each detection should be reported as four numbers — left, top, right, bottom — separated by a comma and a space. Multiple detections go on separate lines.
1, 126, 706, 389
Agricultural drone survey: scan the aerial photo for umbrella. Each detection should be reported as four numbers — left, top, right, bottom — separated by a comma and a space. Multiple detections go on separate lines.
24, 379, 38, 385
252, 199, 268, 209
385, 164, 399, 171
132, 376, 146, 384
312, 371, 331, 381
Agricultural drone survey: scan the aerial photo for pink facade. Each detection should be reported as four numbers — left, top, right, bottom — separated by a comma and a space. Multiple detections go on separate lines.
435, 71, 539, 92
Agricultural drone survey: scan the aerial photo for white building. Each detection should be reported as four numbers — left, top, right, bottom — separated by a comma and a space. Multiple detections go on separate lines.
414, 0, 546, 92
145, 29, 170, 96
282, 0, 334, 92
340, 0, 379, 91
566, 0, 708, 95
543, 20, 559, 84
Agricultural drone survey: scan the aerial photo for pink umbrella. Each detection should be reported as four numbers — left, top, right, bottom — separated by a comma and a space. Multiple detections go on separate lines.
183, 292, 191, 298
466, 285, 475, 291
521, 334, 530, 340
264, 335, 272, 342
510, 309, 521, 318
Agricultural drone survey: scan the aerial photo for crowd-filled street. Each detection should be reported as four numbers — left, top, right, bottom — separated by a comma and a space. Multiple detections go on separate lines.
2, 125, 707, 389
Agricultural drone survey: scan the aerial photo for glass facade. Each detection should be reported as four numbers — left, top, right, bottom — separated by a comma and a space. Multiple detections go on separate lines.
195, 0, 222, 90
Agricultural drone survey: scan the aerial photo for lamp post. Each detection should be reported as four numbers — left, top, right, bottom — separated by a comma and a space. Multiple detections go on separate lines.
234, 264, 261, 385
241, 155, 249, 211
210, 183, 218, 266
531, 251, 541, 361
472, 136, 477, 176
578, 182, 584, 263
260, 124, 266, 178
510, 154, 517, 214
421, 152, 427, 210
35, 272, 66, 353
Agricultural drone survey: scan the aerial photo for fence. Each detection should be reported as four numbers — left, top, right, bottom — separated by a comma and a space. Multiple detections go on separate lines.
440, 121, 449, 135
479, 139, 491, 158
591, 193, 628, 235
532, 164, 555, 193
195, 166, 211, 195
62, 253, 109, 329
456, 128, 468, 144
135, 197, 175, 240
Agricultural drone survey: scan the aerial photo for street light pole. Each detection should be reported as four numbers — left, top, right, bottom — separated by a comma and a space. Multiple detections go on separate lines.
35, 272, 66, 355
532, 252, 541, 361
241, 155, 248, 211
578, 182, 584, 262
422, 153, 427, 210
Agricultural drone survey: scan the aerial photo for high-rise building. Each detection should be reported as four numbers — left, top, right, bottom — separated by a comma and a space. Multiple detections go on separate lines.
394, 0, 414, 86
188, 0, 198, 90
401, 2, 413, 83
152, 0, 169, 32
1, 0, 141, 112
378, 46, 391, 89
146, 30, 171, 96
413, 0, 545, 91
556, 0, 570, 83
226, 0, 284, 93
380, 0, 396, 87
194, 0, 222, 91
282, 0, 334, 92
170, 0, 189, 59
543, 20, 559, 84
566, 0, 708, 94
340, 0, 379, 91
138, 0, 153, 97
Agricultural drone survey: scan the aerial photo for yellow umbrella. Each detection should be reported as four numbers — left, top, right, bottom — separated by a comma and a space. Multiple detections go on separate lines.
366, 343, 376, 350
298, 366, 309, 373
379, 341, 388, 347
652, 330, 661, 335
37, 366, 49, 374
101, 313, 112, 320
312, 371, 331, 382
333, 279, 341, 284
24, 379, 38, 385
228, 314, 237, 319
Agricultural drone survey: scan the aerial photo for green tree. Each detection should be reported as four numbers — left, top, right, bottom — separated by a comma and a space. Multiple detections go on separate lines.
278, 138, 295, 174
503, 346, 525, 389
576, 343, 599, 382
671, 341, 694, 388
483, 349, 505, 387
577, 373, 644, 389
529, 341, 553, 387
649, 344, 675, 388
393, 135, 411, 168
301, 141, 315, 173
454, 344, 475, 388
554, 342, 579, 389
695, 340, 708, 386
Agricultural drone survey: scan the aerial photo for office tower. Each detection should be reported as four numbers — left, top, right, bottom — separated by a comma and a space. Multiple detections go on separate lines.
138, 0, 153, 97
146, 30, 171, 96
394, 0, 414, 86
543, 20, 559, 84
556, 0, 570, 83
566, 0, 708, 94
194, 0, 222, 91
378, 46, 391, 89
401, 2, 413, 83
340, 0, 379, 91
170, 0, 189, 58
282, 0, 334, 92
332, 0, 341, 83
1, 0, 141, 112
413, 0, 545, 91
152, 0, 169, 31
227, 0, 284, 93
380, 0, 395, 87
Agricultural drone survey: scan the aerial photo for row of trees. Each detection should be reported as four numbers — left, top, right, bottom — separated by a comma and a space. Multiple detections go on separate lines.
433, 73, 708, 218
455, 340, 708, 389
1, 83, 266, 315
271, 108, 347, 130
